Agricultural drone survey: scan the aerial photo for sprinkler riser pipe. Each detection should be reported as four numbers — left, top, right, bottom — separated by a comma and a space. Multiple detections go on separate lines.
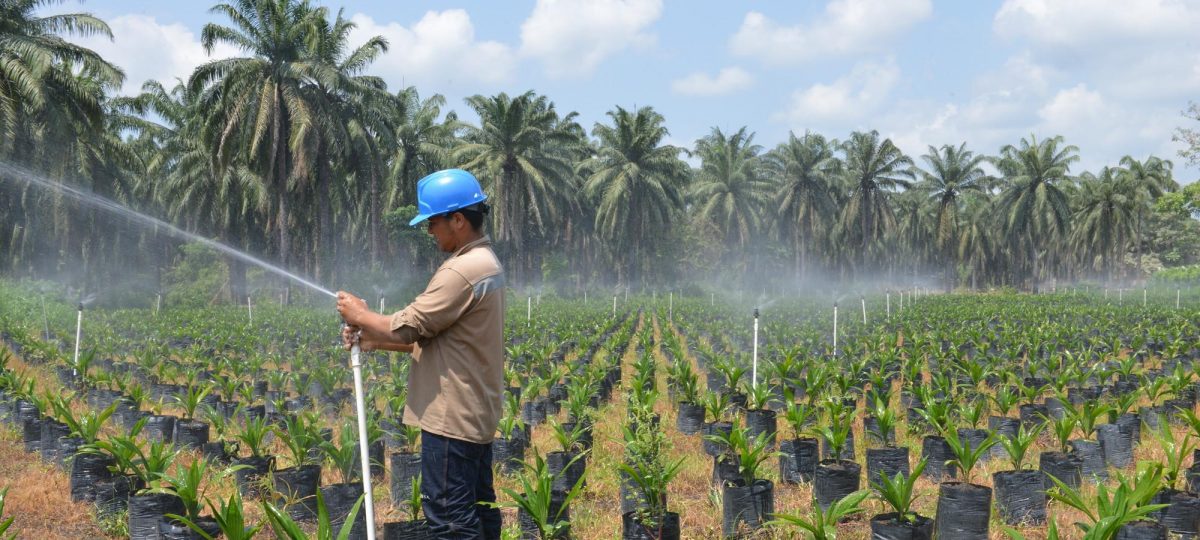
349, 343, 377, 540
72, 307, 82, 377
886, 293, 890, 318
861, 297, 867, 325
751, 312, 759, 388
832, 303, 838, 356
247, 295, 253, 324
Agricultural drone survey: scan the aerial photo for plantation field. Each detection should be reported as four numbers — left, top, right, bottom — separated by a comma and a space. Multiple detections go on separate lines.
0, 282, 1199, 539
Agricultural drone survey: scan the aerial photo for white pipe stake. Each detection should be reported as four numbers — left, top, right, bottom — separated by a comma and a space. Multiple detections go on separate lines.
247, 296, 253, 324
861, 297, 867, 325
527, 296, 532, 322
41, 296, 50, 340
751, 311, 759, 388
832, 303, 839, 357
886, 293, 891, 318
1143, 288, 1147, 307
379, 297, 385, 313
613, 295, 617, 317
349, 342, 377, 540
155, 293, 161, 316
72, 306, 82, 376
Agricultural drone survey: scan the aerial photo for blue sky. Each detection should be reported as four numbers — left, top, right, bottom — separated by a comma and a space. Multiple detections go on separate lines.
69, 0, 1200, 181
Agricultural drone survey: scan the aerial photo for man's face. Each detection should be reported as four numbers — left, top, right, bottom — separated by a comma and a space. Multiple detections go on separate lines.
426, 214, 457, 253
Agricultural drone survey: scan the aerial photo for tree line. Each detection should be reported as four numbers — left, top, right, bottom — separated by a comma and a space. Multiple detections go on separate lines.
1, 0, 1198, 303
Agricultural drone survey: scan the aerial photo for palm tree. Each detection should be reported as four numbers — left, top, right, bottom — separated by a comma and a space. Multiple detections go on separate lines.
191, 0, 324, 301
129, 79, 265, 301
290, 6, 388, 283
689, 126, 770, 275
1119, 155, 1175, 277
763, 131, 839, 284
914, 143, 988, 290
957, 193, 998, 289
993, 134, 1078, 291
891, 188, 936, 282
455, 91, 584, 285
1070, 167, 1137, 281
583, 105, 689, 288
838, 130, 913, 274
0, 0, 123, 155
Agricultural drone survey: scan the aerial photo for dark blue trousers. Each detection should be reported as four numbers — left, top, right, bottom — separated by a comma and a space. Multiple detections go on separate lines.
420, 430, 502, 539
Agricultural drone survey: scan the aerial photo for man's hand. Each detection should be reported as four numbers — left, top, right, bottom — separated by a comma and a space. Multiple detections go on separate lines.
341, 325, 361, 351
336, 291, 370, 326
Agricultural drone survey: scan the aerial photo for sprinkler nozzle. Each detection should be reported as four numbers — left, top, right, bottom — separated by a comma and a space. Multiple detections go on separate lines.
77, 302, 84, 311
753, 307, 759, 319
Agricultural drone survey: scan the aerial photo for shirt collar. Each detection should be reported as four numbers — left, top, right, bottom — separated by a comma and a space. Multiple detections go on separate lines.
452, 235, 491, 258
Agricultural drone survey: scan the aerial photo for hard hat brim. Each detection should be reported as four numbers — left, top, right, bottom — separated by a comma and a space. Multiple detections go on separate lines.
408, 212, 435, 227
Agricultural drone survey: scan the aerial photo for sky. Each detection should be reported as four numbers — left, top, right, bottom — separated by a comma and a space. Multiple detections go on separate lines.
67, 0, 1200, 182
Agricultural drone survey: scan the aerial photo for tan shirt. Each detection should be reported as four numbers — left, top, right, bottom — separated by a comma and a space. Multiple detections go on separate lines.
390, 236, 505, 444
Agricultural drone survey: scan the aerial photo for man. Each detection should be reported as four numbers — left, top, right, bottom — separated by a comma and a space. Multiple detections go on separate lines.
336, 168, 504, 539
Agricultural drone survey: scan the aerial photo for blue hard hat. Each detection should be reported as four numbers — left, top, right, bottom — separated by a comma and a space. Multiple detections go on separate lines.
408, 169, 488, 226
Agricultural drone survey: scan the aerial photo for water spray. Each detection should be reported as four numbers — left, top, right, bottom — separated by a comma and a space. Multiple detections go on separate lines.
832, 301, 839, 357
345, 329, 377, 540
751, 307, 760, 388
72, 302, 83, 377
861, 295, 867, 325
1, 161, 336, 298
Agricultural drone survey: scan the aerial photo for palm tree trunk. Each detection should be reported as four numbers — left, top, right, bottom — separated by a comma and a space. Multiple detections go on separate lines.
315, 141, 333, 284
369, 161, 380, 268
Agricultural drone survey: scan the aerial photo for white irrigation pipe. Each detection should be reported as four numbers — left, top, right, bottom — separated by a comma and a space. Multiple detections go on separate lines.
751, 308, 759, 388
379, 297, 385, 313
72, 303, 82, 376
832, 301, 839, 357
612, 295, 617, 317
41, 296, 50, 340
155, 293, 162, 316
247, 295, 253, 324
886, 292, 890, 318
861, 296, 867, 325
348, 334, 377, 540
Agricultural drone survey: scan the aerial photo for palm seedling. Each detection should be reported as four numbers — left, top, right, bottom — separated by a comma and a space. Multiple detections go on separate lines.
487, 452, 585, 540
0, 488, 15, 540
169, 491, 264, 540
941, 427, 995, 485
872, 459, 929, 526
1028, 463, 1169, 540
768, 490, 869, 540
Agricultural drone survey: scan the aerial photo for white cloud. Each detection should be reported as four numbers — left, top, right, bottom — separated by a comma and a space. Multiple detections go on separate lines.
994, 0, 1199, 50
349, 11, 516, 89
671, 67, 752, 96
519, 0, 662, 78
730, 0, 931, 66
77, 15, 239, 95
774, 58, 900, 125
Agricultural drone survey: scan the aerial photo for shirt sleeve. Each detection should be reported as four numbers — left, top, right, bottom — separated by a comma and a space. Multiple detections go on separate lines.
389, 268, 474, 342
